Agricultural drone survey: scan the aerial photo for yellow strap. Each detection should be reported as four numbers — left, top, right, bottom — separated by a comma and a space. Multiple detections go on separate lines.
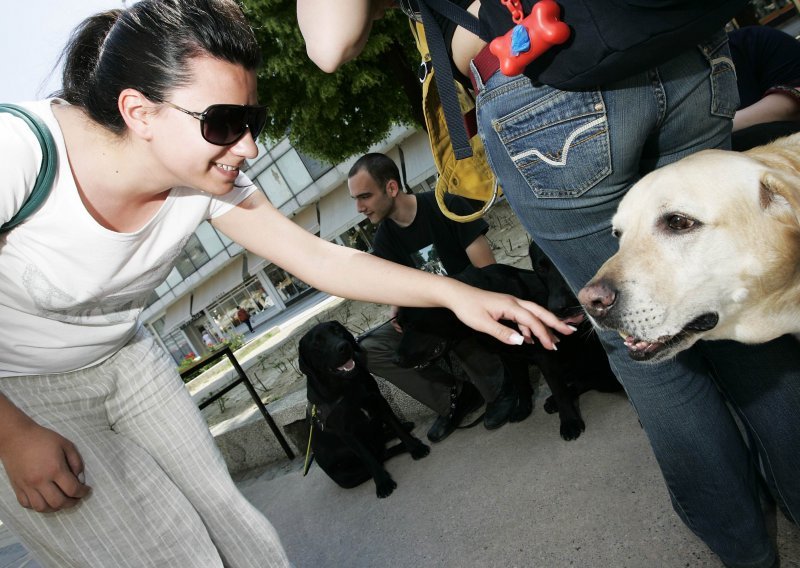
435, 178, 500, 222
302, 405, 316, 476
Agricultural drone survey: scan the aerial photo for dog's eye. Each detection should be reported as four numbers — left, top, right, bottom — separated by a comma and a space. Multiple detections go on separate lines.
666, 214, 696, 232
611, 228, 621, 239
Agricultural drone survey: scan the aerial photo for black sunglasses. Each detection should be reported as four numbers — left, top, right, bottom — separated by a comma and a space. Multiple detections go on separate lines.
159, 100, 268, 146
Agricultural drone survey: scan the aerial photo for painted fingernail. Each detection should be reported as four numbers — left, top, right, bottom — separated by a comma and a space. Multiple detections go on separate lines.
552, 344, 558, 351
509, 333, 524, 345
567, 325, 578, 332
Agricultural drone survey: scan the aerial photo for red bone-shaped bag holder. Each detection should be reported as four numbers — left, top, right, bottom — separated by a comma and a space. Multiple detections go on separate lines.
489, 0, 571, 77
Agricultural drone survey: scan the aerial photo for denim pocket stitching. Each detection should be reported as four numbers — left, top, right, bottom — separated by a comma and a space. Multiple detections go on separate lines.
512, 116, 606, 167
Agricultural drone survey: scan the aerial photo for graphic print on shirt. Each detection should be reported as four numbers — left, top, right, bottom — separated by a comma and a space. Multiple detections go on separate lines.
412, 244, 448, 275
22, 238, 189, 325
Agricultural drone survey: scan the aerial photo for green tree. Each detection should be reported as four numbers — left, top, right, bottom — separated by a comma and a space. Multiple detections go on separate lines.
243, 0, 424, 163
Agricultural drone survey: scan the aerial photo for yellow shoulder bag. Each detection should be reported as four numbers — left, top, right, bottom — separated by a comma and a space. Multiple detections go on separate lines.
410, 21, 501, 223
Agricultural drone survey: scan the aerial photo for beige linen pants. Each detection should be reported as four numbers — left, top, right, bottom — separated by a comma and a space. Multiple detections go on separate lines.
0, 329, 289, 567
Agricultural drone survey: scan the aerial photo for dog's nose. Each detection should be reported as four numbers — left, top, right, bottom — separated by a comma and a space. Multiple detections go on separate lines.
578, 279, 618, 319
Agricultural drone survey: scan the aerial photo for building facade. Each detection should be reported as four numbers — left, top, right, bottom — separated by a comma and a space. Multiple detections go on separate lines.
142, 125, 438, 364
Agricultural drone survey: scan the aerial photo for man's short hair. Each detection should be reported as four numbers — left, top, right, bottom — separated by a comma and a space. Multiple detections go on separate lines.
348, 153, 400, 190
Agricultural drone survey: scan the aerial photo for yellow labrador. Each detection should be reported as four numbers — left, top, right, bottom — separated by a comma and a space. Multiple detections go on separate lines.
578, 133, 800, 362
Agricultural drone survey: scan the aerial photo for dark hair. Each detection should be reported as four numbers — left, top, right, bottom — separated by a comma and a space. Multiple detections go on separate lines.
348, 153, 400, 190
56, 0, 261, 134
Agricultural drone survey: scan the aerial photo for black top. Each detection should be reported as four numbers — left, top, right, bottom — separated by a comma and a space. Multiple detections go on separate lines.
728, 26, 800, 108
371, 191, 488, 276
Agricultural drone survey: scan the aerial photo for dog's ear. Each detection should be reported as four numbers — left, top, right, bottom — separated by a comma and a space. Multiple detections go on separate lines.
297, 335, 317, 380
760, 172, 800, 224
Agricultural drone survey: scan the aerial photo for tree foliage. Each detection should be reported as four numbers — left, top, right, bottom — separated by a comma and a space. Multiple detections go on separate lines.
243, 0, 423, 163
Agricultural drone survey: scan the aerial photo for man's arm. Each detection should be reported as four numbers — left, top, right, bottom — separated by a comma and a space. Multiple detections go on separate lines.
465, 234, 496, 267
733, 91, 800, 131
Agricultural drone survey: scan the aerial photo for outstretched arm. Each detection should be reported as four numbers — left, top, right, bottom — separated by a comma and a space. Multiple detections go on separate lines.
213, 192, 574, 349
297, 0, 391, 72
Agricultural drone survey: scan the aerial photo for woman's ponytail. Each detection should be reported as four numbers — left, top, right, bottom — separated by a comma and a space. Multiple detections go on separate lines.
57, 10, 124, 130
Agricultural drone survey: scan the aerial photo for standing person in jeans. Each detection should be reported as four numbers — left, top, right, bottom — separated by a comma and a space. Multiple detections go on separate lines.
0, 1, 572, 566
349, 152, 519, 441
297, 1, 800, 566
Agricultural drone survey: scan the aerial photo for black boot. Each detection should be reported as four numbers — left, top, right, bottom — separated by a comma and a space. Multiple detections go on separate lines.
484, 377, 517, 430
426, 382, 484, 443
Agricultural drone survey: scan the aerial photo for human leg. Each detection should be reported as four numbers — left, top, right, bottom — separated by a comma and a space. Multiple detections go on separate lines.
449, 337, 516, 430
474, 33, 789, 566
0, 331, 288, 567
358, 322, 483, 442
106, 329, 290, 567
358, 321, 455, 416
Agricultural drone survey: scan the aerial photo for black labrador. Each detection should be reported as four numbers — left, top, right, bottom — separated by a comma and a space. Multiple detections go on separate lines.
299, 321, 430, 498
394, 246, 620, 440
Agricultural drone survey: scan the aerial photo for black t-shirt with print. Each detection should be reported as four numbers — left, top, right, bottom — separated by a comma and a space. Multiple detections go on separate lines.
371, 192, 488, 276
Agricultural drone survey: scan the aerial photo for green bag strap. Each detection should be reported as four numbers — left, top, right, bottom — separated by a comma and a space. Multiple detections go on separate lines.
0, 103, 58, 232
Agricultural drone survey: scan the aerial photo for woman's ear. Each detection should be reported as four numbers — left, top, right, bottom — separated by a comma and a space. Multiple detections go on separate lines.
118, 88, 156, 140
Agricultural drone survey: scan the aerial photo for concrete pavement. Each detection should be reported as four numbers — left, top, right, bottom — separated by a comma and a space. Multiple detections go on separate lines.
237, 388, 800, 568
1, 369, 798, 567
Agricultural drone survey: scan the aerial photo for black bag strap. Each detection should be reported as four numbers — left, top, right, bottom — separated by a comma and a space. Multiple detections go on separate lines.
0, 103, 58, 232
416, 0, 481, 159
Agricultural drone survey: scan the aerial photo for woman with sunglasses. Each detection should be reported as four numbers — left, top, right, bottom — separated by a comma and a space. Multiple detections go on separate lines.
0, 1, 571, 566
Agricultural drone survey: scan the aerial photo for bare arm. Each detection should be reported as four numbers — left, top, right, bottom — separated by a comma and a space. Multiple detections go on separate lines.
0, 393, 90, 512
296, 0, 391, 72
465, 234, 496, 268
212, 192, 574, 348
733, 92, 800, 132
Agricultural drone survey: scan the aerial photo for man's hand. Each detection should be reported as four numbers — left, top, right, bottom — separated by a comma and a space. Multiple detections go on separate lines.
0, 410, 90, 513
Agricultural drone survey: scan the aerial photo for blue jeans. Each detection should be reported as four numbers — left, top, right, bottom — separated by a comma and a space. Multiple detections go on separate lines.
473, 31, 800, 568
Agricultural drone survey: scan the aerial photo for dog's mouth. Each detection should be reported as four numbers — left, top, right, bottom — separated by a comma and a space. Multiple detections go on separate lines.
332, 358, 356, 374
620, 312, 719, 362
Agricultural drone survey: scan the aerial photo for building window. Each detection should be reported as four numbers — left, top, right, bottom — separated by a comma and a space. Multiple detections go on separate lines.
173, 234, 212, 279
276, 149, 314, 192
265, 265, 311, 304
256, 164, 294, 207
411, 174, 438, 194
297, 150, 333, 180
339, 218, 377, 252
152, 317, 195, 364
195, 221, 225, 258
207, 277, 276, 335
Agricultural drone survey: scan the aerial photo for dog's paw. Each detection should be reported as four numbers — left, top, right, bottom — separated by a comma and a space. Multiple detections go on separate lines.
375, 475, 397, 498
543, 395, 557, 414
410, 442, 431, 460
510, 395, 533, 422
559, 418, 586, 441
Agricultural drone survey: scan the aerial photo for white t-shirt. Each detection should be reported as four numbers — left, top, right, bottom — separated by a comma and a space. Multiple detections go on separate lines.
0, 100, 256, 377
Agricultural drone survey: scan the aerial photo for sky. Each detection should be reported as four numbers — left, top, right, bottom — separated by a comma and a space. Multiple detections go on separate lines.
0, 0, 128, 103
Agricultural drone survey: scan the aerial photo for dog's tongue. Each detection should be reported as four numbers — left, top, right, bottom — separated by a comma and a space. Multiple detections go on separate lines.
337, 359, 355, 372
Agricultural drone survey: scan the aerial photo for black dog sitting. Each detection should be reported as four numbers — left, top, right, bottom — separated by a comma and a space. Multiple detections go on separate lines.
394, 248, 620, 441
299, 321, 430, 498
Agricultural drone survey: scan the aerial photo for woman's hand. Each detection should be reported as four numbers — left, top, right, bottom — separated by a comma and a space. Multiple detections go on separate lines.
445, 285, 575, 350
0, 407, 91, 513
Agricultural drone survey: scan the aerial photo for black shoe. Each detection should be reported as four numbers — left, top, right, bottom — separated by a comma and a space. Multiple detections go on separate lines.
484, 379, 517, 430
427, 413, 456, 443
426, 383, 485, 443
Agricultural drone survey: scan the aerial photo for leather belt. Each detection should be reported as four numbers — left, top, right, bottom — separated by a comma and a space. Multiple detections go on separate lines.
469, 44, 500, 94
